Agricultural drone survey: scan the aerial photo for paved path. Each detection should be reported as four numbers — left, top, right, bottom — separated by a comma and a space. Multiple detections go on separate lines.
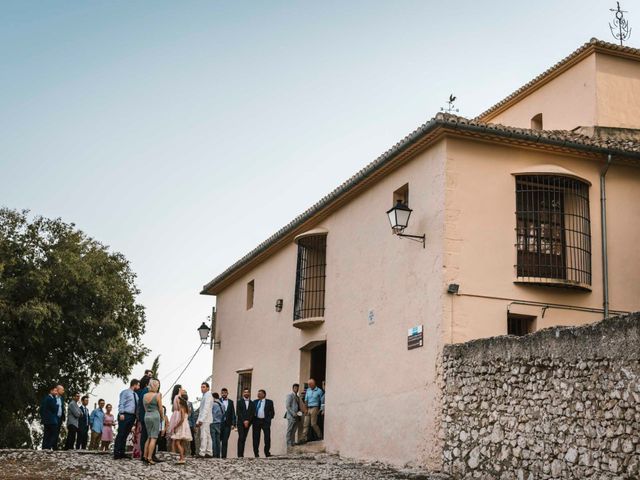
0, 450, 448, 479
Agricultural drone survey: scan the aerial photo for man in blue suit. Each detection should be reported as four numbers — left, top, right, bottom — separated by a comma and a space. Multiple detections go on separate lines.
252, 389, 275, 458
40, 386, 59, 450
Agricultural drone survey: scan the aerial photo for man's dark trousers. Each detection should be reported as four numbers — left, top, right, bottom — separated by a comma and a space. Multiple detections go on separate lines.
64, 424, 78, 450
237, 423, 251, 458
252, 419, 271, 457
76, 424, 89, 449
54, 419, 63, 450
42, 424, 58, 450
113, 413, 136, 458
220, 423, 231, 458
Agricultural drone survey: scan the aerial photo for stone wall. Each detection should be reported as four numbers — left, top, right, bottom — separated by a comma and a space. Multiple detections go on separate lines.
441, 313, 640, 479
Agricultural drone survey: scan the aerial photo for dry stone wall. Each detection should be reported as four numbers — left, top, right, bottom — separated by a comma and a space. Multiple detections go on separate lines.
442, 313, 640, 479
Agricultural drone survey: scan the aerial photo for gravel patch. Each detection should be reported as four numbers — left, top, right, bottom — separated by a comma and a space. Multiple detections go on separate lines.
0, 450, 449, 479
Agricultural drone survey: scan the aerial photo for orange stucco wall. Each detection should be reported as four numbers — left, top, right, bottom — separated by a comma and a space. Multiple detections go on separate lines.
443, 137, 640, 343
596, 54, 640, 128
486, 52, 640, 131
488, 53, 597, 131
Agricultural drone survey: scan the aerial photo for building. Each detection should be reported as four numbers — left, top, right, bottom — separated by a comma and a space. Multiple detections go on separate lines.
200, 38, 640, 469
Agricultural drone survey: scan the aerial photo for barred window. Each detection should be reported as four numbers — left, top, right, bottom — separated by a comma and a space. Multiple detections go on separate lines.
294, 234, 327, 320
515, 175, 591, 287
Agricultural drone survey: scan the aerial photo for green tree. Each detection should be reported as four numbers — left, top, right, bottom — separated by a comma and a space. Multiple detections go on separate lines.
150, 354, 160, 378
0, 208, 148, 448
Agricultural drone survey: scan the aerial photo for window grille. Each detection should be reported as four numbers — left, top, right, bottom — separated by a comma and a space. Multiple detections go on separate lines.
515, 175, 591, 287
294, 234, 327, 320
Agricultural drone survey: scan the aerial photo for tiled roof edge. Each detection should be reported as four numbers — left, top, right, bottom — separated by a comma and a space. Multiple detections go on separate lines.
201, 113, 640, 295
475, 38, 640, 121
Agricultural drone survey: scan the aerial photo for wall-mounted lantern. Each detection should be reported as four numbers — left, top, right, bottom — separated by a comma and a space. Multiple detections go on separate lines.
386, 200, 425, 248
198, 311, 220, 349
275, 299, 283, 312
197, 322, 210, 344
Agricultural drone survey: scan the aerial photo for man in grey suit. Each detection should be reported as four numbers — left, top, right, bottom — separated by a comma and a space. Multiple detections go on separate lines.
285, 384, 301, 447
64, 393, 82, 450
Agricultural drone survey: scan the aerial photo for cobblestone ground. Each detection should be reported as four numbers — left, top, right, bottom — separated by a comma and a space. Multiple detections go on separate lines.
0, 450, 449, 479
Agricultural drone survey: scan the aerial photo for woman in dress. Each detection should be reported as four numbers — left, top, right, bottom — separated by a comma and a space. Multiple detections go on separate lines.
143, 379, 163, 465
167, 393, 192, 464
100, 404, 115, 451
167, 385, 182, 453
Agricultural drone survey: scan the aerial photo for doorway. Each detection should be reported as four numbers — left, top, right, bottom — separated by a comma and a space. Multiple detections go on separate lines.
301, 341, 326, 441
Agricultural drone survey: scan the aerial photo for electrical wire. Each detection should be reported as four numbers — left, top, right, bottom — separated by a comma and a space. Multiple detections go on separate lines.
162, 342, 205, 397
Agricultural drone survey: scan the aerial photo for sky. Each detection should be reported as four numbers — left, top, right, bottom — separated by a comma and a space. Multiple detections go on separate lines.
0, 0, 630, 405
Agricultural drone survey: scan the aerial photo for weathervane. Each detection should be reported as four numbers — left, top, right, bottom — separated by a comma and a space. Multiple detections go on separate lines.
610, 2, 631, 46
440, 94, 459, 114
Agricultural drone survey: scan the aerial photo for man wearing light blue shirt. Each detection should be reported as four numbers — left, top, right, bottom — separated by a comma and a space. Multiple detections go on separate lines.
113, 379, 140, 459
302, 378, 324, 443
210, 392, 224, 458
89, 399, 105, 450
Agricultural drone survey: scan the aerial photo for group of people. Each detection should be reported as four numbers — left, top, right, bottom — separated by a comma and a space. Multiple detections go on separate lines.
39, 385, 114, 451
40, 370, 325, 464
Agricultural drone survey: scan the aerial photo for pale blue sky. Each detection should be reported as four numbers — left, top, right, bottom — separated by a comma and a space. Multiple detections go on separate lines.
0, 0, 627, 402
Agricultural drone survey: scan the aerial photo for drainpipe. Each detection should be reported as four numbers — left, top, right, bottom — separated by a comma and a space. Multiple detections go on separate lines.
600, 154, 612, 319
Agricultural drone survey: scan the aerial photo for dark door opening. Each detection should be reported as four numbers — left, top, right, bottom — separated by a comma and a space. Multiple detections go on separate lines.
307, 342, 326, 441
309, 343, 326, 388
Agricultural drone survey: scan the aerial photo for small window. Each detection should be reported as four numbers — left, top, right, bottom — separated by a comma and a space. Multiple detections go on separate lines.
393, 183, 409, 206
507, 314, 535, 336
531, 113, 543, 130
236, 371, 252, 403
246, 280, 254, 310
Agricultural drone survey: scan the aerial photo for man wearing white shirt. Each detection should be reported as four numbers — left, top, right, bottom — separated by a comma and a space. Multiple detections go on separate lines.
252, 389, 275, 457
196, 382, 214, 458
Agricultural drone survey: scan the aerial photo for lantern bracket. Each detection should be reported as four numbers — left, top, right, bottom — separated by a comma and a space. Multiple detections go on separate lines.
396, 232, 425, 248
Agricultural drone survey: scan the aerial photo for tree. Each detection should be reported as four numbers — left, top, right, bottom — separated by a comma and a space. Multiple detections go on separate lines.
150, 354, 160, 378
0, 208, 148, 447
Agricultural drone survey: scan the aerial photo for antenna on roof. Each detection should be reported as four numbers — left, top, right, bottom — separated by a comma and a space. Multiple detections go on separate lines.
440, 94, 459, 114
610, 1, 631, 46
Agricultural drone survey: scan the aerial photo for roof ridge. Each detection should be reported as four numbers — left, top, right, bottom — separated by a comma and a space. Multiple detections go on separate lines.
475, 38, 640, 121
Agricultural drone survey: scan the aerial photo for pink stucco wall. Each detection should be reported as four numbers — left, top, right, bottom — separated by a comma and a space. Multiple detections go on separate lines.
212, 140, 447, 468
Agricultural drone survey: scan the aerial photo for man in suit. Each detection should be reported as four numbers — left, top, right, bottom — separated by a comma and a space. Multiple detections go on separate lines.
64, 393, 82, 450
285, 383, 301, 448
54, 384, 66, 450
40, 386, 59, 450
252, 389, 275, 457
196, 382, 214, 458
236, 388, 255, 458
219, 387, 235, 458
76, 395, 90, 449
